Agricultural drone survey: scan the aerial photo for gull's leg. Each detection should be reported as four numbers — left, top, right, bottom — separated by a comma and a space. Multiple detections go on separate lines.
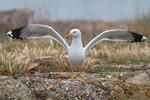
68, 66, 86, 83
68, 67, 75, 80
76, 67, 86, 84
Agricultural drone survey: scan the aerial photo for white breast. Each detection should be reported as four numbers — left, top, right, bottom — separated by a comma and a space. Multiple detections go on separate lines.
67, 37, 85, 66
68, 48, 85, 66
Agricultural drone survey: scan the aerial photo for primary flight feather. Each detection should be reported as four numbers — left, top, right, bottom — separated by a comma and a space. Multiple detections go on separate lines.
6, 24, 147, 66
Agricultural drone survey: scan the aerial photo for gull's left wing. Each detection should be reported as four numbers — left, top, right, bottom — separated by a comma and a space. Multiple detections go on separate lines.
84, 29, 146, 53
6, 24, 70, 52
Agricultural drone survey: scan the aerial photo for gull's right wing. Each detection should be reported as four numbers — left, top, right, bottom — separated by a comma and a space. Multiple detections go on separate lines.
7, 24, 70, 52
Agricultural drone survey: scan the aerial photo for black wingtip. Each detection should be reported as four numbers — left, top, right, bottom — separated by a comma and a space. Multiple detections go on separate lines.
6, 27, 25, 39
129, 31, 147, 42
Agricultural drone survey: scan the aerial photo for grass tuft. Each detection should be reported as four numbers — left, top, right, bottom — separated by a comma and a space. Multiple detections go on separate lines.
1, 18, 150, 75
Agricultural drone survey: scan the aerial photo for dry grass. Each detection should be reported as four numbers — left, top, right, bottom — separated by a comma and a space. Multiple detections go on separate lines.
0, 18, 150, 75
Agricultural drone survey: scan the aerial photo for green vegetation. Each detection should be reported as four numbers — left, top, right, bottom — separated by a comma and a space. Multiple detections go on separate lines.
91, 65, 143, 73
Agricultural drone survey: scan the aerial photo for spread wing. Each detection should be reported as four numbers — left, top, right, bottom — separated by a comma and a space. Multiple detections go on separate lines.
6, 24, 70, 52
84, 29, 146, 53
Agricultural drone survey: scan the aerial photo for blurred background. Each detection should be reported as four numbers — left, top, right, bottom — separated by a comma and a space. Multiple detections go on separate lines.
0, 0, 150, 21
0, 0, 150, 37
1, 0, 150, 75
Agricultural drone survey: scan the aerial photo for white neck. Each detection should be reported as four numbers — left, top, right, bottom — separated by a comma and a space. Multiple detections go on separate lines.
71, 37, 83, 49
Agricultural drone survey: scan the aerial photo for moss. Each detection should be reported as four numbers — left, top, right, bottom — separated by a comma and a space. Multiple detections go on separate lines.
107, 82, 150, 100
91, 65, 144, 73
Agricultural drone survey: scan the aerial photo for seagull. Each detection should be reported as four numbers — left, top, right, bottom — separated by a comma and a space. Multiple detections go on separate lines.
6, 24, 147, 82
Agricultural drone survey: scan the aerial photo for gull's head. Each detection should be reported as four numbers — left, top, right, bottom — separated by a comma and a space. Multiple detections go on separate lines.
65, 29, 81, 38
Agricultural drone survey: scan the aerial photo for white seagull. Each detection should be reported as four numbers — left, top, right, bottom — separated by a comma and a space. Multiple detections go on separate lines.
6, 24, 146, 81
7, 24, 147, 66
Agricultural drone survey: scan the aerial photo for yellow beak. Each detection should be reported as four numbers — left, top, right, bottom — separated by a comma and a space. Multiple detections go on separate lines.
65, 34, 72, 38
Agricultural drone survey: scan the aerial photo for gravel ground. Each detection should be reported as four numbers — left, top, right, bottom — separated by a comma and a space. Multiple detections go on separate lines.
0, 71, 150, 100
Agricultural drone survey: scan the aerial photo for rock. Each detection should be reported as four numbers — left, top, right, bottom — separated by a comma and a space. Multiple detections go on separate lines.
146, 88, 150, 98
19, 76, 106, 100
112, 63, 147, 69
126, 72, 150, 85
25, 56, 58, 72
0, 72, 150, 99
146, 64, 150, 77
0, 9, 33, 33
0, 73, 106, 100
129, 92, 150, 100
118, 72, 142, 81
0, 76, 33, 100
32, 72, 70, 79
113, 85, 124, 94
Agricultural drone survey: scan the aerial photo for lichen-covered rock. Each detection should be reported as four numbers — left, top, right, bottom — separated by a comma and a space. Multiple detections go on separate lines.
19, 76, 106, 100
0, 76, 33, 100
126, 72, 150, 85
0, 72, 150, 99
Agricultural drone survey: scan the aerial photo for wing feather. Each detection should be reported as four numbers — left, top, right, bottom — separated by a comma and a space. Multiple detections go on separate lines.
7, 24, 70, 52
84, 29, 146, 53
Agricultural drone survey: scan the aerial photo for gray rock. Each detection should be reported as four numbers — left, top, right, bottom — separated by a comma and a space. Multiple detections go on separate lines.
0, 76, 33, 100
0, 73, 107, 100
146, 64, 150, 77
19, 76, 106, 100
1, 71, 149, 99
126, 72, 150, 85
112, 63, 146, 69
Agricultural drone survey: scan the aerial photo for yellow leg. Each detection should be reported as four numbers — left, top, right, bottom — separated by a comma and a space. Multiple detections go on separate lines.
77, 68, 86, 84
68, 66, 86, 84
68, 67, 75, 81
